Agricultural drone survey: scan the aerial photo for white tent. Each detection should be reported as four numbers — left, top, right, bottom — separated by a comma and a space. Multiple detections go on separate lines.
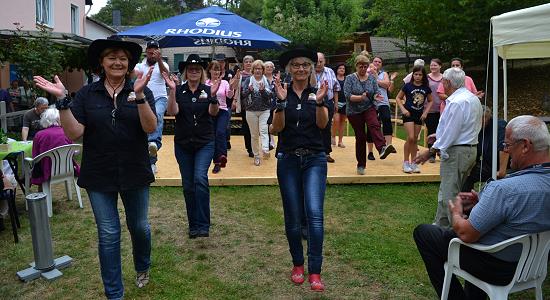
489, 3, 550, 177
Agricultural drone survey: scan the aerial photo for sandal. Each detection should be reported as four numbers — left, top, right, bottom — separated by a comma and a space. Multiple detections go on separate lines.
136, 271, 150, 288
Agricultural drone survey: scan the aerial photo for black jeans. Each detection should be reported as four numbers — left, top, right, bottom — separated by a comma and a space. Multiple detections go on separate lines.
413, 224, 517, 300
240, 109, 252, 153
321, 99, 335, 155
424, 112, 440, 148
366, 105, 392, 142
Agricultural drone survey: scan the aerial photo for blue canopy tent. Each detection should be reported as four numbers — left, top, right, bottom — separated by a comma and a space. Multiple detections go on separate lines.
117, 6, 289, 49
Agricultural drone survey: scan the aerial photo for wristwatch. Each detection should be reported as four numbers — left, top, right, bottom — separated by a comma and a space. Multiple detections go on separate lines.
135, 98, 146, 104
55, 96, 72, 110
429, 147, 439, 155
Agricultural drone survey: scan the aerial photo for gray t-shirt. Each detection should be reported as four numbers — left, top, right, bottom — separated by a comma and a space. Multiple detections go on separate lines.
469, 166, 550, 261
343, 73, 379, 115
22, 109, 42, 140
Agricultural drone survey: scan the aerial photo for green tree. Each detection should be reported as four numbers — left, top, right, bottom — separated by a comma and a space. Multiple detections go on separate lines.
93, 0, 199, 26
262, 0, 365, 54
369, 0, 548, 65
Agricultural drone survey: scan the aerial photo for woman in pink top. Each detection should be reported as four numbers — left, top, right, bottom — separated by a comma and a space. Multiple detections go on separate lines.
437, 57, 484, 111
31, 108, 80, 186
206, 61, 234, 174
426, 59, 443, 163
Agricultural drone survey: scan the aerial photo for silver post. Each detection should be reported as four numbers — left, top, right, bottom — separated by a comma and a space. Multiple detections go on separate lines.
17, 192, 73, 282
27, 192, 54, 271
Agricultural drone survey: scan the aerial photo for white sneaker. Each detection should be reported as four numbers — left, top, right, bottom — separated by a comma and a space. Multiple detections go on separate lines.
357, 167, 366, 175
403, 161, 412, 173
254, 156, 261, 166
411, 163, 421, 173
148, 142, 158, 157
151, 164, 158, 174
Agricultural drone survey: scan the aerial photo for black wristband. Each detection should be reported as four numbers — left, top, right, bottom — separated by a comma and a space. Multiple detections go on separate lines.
275, 108, 285, 113
55, 96, 72, 110
135, 98, 146, 104
275, 100, 287, 111
209, 97, 219, 105
315, 102, 325, 107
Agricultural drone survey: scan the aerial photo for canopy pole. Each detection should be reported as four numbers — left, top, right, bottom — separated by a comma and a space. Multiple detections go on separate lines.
492, 48, 499, 179
503, 58, 508, 121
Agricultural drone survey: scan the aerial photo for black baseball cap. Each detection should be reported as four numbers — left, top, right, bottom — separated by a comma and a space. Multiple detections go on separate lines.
214, 53, 226, 61
146, 40, 160, 49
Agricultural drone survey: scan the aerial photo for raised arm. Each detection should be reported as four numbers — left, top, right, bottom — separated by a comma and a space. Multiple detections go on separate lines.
33, 75, 85, 140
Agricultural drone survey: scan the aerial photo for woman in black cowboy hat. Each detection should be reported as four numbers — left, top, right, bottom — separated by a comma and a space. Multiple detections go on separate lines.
271, 48, 328, 291
162, 54, 220, 239
34, 37, 157, 300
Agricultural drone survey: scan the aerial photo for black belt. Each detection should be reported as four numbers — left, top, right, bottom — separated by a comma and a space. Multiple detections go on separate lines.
292, 148, 315, 156
454, 144, 477, 147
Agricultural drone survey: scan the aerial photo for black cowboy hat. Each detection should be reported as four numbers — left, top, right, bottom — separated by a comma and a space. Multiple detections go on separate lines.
278, 48, 318, 69
87, 37, 143, 71
178, 54, 208, 73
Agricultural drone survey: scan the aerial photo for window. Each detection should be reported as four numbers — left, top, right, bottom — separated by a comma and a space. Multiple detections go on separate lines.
36, 0, 53, 26
71, 5, 79, 34
354, 43, 367, 53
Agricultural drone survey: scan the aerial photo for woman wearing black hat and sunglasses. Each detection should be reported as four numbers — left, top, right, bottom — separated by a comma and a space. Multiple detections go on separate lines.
34, 38, 157, 300
163, 54, 220, 239
271, 48, 328, 291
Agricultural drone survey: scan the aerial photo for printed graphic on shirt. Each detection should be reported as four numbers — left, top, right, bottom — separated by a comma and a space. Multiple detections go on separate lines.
402, 83, 431, 112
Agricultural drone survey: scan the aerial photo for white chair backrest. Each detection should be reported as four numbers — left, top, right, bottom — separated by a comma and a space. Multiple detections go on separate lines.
30, 144, 81, 182
517, 230, 550, 284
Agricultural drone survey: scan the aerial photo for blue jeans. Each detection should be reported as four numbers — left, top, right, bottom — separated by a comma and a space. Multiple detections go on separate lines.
149, 96, 168, 164
276, 151, 327, 274
174, 141, 214, 234
213, 109, 230, 163
87, 187, 152, 300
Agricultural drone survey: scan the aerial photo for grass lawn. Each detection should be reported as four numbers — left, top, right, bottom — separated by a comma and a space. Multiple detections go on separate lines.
1, 184, 548, 299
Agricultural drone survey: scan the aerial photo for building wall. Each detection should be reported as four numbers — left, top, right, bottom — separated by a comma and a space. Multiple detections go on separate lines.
85, 19, 116, 40
0, 0, 86, 34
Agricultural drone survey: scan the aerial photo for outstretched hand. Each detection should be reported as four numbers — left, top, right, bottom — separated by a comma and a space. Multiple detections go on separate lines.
274, 74, 287, 100
316, 80, 328, 102
161, 71, 176, 90
210, 75, 221, 97
134, 66, 153, 94
33, 75, 66, 98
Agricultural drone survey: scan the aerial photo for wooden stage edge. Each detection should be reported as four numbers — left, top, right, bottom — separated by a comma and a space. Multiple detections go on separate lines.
152, 174, 441, 187
153, 135, 442, 187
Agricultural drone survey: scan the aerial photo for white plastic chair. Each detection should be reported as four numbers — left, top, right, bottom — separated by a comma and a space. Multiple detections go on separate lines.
441, 230, 550, 300
24, 144, 83, 217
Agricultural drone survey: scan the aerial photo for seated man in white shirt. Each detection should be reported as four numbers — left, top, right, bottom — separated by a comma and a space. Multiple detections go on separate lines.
415, 67, 482, 228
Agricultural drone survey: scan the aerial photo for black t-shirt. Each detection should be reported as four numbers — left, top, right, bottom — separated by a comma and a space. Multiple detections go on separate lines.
174, 83, 216, 150
70, 79, 156, 192
23, 109, 42, 139
276, 83, 327, 154
401, 82, 432, 112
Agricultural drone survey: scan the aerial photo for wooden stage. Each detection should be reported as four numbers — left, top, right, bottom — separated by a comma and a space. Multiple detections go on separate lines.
153, 136, 441, 186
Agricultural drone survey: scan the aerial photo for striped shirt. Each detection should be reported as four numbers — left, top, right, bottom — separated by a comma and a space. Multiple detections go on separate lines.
315, 66, 340, 100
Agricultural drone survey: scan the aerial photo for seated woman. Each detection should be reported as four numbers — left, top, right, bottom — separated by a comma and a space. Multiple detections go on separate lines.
31, 108, 80, 187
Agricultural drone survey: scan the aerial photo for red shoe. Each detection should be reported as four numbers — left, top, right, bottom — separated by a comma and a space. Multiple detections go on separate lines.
309, 274, 325, 291
290, 265, 305, 285
219, 155, 227, 168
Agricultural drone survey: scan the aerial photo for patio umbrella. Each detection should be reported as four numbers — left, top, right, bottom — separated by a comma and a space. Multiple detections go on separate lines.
117, 6, 289, 49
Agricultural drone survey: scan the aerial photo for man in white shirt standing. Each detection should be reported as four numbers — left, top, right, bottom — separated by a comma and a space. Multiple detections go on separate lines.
315, 52, 340, 163
415, 67, 482, 228
134, 40, 169, 173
